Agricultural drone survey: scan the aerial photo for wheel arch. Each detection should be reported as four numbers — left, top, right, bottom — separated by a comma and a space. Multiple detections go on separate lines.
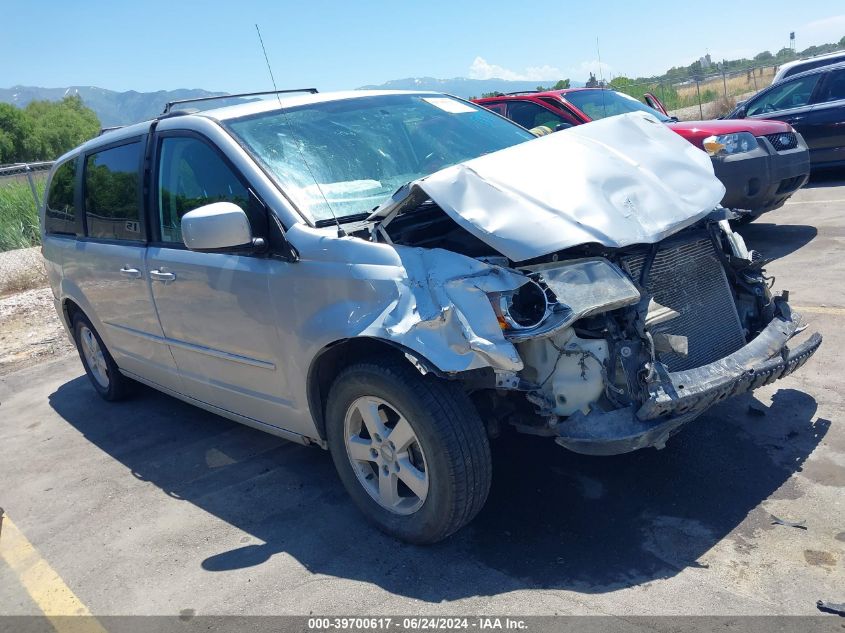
307, 337, 445, 441
62, 297, 83, 329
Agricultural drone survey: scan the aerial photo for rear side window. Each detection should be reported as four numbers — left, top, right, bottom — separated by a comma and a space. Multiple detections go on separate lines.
45, 160, 77, 235
482, 102, 507, 116
84, 142, 143, 240
816, 69, 845, 104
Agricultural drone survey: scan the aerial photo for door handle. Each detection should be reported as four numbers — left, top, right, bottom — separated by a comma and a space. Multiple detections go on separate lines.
149, 270, 176, 282
119, 266, 141, 279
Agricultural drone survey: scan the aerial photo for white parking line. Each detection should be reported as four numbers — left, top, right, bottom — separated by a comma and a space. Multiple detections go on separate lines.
785, 199, 845, 205
794, 306, 845, 316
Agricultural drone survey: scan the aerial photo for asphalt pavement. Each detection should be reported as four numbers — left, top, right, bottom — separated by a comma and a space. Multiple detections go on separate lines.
0, 176, 843, 618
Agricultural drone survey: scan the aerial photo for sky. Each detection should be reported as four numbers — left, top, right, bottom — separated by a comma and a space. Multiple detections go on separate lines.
1, 1, 844, 93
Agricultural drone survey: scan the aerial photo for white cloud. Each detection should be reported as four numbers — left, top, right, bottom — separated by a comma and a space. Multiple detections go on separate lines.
573, 59, 613, 79
468, 56, 564, 81
798, 14, 845, 46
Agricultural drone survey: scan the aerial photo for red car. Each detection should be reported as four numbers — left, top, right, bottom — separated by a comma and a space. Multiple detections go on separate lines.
474, 88, 810, 221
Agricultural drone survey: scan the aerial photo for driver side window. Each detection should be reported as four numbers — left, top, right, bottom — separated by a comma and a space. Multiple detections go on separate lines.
156, 136, 250, 243
507, 101, 568, 130
747, 75, 820, 116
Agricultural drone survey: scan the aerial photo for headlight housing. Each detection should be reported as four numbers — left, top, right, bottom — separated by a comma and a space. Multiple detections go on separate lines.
703, 132, 758, 156
489, 259, 641, 341
492, 278, 550, 331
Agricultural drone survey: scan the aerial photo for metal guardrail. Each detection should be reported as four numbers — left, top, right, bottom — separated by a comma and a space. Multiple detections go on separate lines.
0, 161, 53, 210
0, 161, 54, 176
0, 162, 51, 289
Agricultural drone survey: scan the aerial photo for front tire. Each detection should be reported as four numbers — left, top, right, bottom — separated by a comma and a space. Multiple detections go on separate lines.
72, 312, 131, 401
731, 211, 763, 226
325, 358, 491, 544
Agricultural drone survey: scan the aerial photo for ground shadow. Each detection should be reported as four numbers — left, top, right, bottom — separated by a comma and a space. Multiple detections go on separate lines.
737, 222, 817, 262
48, 377, 825, 600
804, 170, 845, 189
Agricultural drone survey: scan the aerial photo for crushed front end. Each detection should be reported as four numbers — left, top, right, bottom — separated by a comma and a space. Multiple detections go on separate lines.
487, 216, 821, 455
368, 112, 821, 455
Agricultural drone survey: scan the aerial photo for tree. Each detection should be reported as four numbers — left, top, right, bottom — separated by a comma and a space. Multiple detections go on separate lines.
754, 51, 774, 61
25, 96, 100, 161
0, 95, 101, 163
552, 79, 570, 90
0, 104, 37, 163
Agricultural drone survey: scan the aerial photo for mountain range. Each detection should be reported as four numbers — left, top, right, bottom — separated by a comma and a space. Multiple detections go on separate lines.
0, 86, 231, 127
1, 77, 582, 127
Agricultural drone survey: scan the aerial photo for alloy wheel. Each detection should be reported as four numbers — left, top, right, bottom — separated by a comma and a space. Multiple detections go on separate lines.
343, 396, 429, 515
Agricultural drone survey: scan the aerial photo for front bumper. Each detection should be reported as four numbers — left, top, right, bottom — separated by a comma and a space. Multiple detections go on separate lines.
713, 132, 810, 215
554, 302, 821, 456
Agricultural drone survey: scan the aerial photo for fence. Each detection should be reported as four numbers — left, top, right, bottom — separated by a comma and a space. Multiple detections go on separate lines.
0, 162, 53, 295
608, 63, 779, 120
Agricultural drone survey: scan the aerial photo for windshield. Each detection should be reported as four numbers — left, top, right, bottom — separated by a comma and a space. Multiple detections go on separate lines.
564, 89, 671, 123
225, 94, 534, 222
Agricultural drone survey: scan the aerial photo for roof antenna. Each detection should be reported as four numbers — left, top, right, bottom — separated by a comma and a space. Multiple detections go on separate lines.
596, 36, 608, 119
254, 24, 346, 237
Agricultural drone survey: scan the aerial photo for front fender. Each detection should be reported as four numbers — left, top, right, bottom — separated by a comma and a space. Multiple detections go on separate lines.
295, 241, 526, 375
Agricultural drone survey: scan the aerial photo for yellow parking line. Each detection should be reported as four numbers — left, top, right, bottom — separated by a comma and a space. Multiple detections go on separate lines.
794, 305, 845, 316
0, 513, 107, 633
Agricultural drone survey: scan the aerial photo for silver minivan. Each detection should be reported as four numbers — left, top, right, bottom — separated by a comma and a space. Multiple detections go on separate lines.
41, 90, 821, 543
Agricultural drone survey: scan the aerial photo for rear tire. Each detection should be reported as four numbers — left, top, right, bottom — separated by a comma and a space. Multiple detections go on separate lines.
72, 312, 131, 401
325, 358, 491, 544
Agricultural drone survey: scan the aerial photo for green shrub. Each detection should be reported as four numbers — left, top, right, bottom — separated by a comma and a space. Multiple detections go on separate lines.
0, 179, 44, 251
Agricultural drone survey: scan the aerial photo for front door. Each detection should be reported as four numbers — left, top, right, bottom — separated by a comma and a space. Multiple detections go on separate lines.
643, 92, 669, 116
145, 133, 295, 427
803, 68, 845, 166
744, 73, 822, 141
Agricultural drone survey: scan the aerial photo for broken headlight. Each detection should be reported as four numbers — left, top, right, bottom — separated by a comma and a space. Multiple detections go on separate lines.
492, 259, 641, 341
492, 278, 550, 330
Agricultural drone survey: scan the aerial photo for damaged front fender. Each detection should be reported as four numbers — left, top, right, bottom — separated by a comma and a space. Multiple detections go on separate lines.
375, 246, 527, 372
291, 224, 527, 376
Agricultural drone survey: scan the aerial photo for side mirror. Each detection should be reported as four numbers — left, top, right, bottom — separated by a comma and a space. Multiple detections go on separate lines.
181, 202, 255, 252
734, 104, 747, 119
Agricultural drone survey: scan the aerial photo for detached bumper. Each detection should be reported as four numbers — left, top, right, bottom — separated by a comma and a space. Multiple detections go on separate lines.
713, 132, 810, 215
555, 304, 821, 456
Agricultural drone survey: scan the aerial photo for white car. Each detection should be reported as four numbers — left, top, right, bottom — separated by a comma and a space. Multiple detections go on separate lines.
771, 50, 845, 84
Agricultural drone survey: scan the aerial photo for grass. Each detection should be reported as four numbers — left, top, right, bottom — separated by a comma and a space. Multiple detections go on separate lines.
638, 65, 778, 115
674, 66, 776, 106
0, 178, 45, 252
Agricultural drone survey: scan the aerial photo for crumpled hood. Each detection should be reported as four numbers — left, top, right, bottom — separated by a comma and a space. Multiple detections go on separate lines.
379, 112, 726, 262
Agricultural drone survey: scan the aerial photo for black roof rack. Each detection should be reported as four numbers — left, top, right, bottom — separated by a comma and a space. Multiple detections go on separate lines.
98, 126, 124, 136
504, 90, 541, 96
162, 88, 319, 114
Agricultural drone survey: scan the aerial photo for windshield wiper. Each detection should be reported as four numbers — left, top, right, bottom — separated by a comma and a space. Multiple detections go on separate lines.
314, 212, 372, 228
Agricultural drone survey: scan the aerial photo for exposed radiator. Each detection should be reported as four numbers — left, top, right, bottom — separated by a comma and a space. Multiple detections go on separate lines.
623, 238, 746, 371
